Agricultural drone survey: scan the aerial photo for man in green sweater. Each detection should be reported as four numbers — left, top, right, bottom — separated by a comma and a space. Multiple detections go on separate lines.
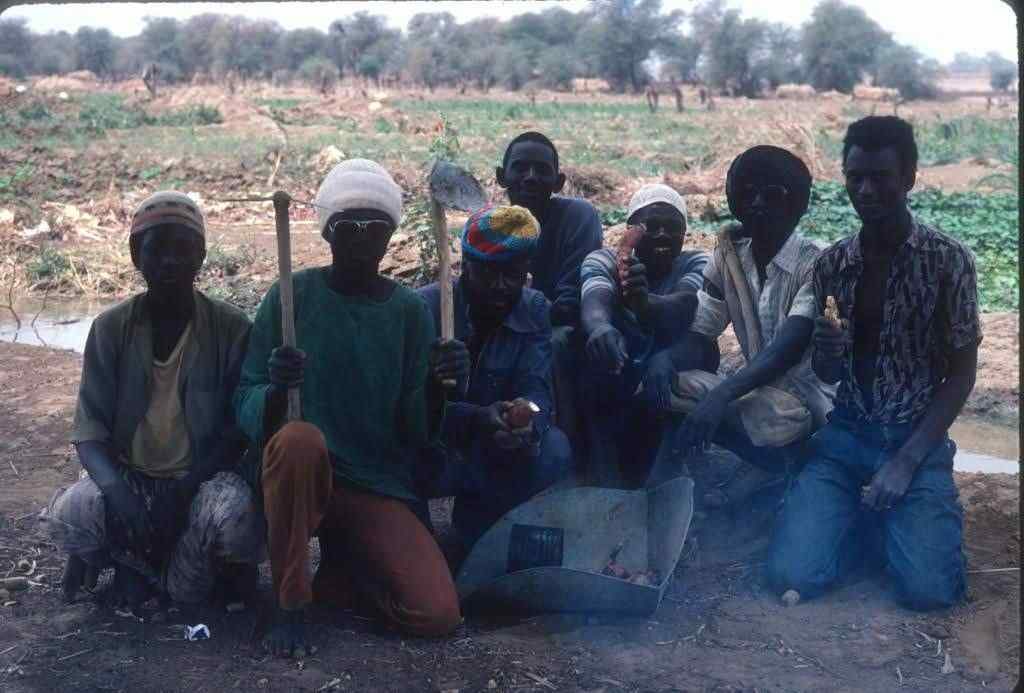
234, 159, 466, 657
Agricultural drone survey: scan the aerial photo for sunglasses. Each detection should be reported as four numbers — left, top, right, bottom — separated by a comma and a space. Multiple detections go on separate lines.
635, 218, 685, 237
741, 184, 789, 207
328, 218, 395, 237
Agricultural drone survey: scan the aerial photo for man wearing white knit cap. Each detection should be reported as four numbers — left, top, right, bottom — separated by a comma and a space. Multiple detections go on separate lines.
235, 159, 464, 657
577, 182, 711, 486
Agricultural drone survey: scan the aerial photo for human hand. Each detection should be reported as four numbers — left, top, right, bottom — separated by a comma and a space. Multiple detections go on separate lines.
149, 482, 192, 547
812, 316, 849, 360
620, 256, 649, 316
430, 338, 470, 392
861, 454, 917, 511
268, 346, 306, 389
674, 389, 730, 456
639, 350, 676, 411
586, 324, 627, 374
103, 480, 153, 549
475, 401, 512, 437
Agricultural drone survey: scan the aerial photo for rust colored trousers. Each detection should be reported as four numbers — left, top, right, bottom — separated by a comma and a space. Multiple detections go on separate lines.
262, 422, 461, 637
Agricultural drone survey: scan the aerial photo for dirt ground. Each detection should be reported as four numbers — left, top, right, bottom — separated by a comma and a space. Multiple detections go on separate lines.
0, 339, 1018, 692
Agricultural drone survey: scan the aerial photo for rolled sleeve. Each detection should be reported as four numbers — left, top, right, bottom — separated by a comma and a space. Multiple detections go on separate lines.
690, 255, 729, 339
787, 282, 817, 320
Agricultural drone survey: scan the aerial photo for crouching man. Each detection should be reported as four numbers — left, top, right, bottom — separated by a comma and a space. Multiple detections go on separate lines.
234, 160, 462, 658
769, 117, 979, 610
579, 184, 710, 486
417, 206, 572, 556
650, 147, 834, 502
40, 191, 263, 613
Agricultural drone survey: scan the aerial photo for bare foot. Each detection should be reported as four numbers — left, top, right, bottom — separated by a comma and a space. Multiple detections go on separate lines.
263, 607, 308, 658
106, 565, 153, 614
61, 555, 87, 603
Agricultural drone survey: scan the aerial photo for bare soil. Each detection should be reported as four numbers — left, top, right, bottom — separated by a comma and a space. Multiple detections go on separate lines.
0, 340, 1017, 692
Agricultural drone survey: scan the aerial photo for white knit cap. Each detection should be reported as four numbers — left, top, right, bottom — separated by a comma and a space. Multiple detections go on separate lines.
627, 183, 687, 223
314, 158, 404, 239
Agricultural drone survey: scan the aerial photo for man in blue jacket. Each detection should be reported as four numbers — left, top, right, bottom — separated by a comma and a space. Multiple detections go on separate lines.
418, 205, 572, 554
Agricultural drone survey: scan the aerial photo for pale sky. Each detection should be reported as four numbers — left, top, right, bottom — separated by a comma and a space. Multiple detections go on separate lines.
2, 0, 1018, 64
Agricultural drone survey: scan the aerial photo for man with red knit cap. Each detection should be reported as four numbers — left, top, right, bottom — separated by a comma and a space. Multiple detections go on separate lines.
417, 205, 572, 558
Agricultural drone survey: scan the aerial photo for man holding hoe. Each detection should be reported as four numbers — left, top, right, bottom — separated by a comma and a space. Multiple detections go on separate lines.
234, 159, 465, 657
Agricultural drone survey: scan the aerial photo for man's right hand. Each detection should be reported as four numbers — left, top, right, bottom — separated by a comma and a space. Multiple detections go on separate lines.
812, 316, 848, 360
475, 402, 512, 437
586, 324, 627, 374
268, 346, 306, 389
102, 481, 153, 549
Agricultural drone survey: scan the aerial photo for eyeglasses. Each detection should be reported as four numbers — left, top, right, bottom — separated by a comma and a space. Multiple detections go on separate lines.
328, 218, 395, 237
741, 184, 789, 207
635, 219, 685, 238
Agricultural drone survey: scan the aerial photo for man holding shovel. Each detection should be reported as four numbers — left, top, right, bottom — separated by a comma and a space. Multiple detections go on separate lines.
234, 159, 464, 658
649, 147, 834, 504
417, 205, 572, 558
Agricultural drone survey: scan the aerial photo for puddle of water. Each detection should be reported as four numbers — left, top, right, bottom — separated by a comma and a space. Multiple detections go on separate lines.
0, 296, 117, 353
950, 417, 1019, 473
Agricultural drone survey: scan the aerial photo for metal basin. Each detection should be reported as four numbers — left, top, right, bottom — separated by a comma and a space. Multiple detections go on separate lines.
455, 477, 694, 617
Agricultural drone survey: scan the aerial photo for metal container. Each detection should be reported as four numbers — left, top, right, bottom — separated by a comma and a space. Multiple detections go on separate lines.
455, 477, 694, 617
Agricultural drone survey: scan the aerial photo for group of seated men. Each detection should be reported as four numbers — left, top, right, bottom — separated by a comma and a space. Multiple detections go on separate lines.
39, 115, 981, 657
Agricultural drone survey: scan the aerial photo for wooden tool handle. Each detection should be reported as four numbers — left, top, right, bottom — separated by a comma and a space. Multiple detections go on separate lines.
273, 190, 302, 422
429, 198, 456, 389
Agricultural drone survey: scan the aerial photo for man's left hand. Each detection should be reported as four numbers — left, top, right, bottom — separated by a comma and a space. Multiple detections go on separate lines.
674, 389, 730, 456
639, 350, 676, 411
430, 338, 470, 393
621, 256, 649, 316
861, 454, 917, 511
149, 481, 194, 548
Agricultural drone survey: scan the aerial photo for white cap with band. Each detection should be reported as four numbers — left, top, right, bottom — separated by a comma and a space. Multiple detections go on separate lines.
626, 183, 688, 223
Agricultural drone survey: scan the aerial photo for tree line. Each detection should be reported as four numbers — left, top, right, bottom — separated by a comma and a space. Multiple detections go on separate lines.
0, 0, 1017, 98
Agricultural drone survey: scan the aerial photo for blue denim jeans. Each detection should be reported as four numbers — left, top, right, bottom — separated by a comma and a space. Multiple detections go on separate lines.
767, 410, 966, 611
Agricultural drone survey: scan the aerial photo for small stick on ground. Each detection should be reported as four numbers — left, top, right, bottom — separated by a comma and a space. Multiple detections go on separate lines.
8, 459, 18, 477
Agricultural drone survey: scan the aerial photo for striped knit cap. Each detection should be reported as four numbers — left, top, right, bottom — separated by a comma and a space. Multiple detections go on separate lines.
315, 158, 403, 239
129, 191, 206, 267
130, 190, 206, 239
461, 205, 540, 263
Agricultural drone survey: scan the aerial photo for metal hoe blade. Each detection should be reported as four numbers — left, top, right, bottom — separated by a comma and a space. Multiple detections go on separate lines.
428, 160, 486, 212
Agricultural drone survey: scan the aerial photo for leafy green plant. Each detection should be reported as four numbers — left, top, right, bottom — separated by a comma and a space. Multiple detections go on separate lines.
27, 246, 71, 281
203, 242, 255, 277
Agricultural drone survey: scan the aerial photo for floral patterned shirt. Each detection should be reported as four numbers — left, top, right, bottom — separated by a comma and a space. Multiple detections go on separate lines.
812, 217, 982, 424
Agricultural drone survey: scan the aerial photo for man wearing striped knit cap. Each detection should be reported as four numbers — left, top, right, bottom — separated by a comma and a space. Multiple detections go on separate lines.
417, 205, 572, 558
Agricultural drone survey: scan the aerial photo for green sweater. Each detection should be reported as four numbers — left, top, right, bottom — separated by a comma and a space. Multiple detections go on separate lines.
234, 268, 436, 500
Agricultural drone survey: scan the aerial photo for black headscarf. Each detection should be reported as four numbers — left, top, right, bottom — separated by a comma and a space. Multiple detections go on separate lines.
725, 145, 812, 227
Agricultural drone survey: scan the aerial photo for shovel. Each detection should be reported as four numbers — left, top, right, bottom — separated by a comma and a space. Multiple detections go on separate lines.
272, 190, 301, 422
427, 160, 487, 387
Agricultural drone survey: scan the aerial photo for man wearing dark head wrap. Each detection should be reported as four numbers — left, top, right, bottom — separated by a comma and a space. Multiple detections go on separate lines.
40, 191, 262, 617
648, 146, 835, 506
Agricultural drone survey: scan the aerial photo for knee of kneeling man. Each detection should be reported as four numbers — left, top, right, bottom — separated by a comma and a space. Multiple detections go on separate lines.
417, 596, 462, 637
896, 573, 964, 611
542, 427, 572, 468
264, 422, 328, 470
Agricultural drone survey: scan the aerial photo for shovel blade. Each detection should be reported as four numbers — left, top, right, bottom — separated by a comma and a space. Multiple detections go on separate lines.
428, 159, 487, 213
